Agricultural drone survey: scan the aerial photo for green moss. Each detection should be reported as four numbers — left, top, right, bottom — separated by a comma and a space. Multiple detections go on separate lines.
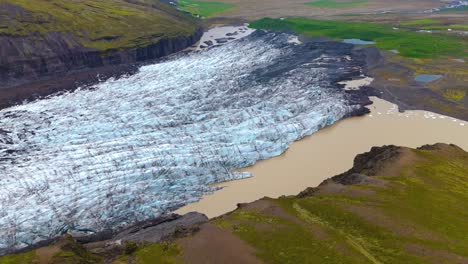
250, 17, 468, 58
0, 0, 199, 50
305, 0, 368, 8
0, 251, 37, 264
422, 24, 468, 30
113, 242, 182, 264
443, 89, 466, 101
216, 208, 367, 263
377, 150, 468, 250
134, 242, 182, 264
50, 236, 102, 264
177, 0, 234, 17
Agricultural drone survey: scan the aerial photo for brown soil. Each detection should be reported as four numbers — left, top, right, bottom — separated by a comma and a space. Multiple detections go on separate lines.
406, 244, 468, 264
35, 246, 61, 264
374, 148, 420, 177
242, 199, 332, 240
178, 223, 262, 264
345, 204, 443, 242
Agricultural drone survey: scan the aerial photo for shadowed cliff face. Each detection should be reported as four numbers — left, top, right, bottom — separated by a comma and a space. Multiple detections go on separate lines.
0, 31, 203, 85
0, 0, 202, 106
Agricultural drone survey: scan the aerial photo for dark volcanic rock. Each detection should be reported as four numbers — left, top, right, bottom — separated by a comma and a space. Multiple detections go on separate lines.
215, 38, 230, 44
7, 212, 208, 256
112, 212, 208, 243
322, 145, 403, 186
204, 40, 214, 46
0, 29, 203, 110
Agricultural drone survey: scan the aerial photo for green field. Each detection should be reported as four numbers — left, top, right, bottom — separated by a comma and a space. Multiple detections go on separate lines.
399, 19, 468, 31
305, 0, 368, 8
0, 0, 198, 50
250, 17, 468, 58
400, 19, 441, 26
0, 251, 36, 264
177, 0, 234, 17
422, 24, 468, 30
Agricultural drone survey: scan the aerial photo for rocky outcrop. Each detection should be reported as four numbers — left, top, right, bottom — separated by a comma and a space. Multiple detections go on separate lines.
112, 212, 208, 243
320, 145, 404, 186
7, 212, 208, 256
0, 31, 202, 87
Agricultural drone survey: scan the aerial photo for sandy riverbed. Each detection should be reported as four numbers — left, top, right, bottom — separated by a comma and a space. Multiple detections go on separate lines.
177, 97, 468, 218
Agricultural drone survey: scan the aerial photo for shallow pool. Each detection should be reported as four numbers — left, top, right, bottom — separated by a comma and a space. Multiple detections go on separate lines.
415, 74, 443, 83
343, 39, 375, 45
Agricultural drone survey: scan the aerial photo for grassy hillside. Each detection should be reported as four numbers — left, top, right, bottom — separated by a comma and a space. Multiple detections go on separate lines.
2, 144, 467, 263
250, 17, 468, 58
0, 0, 199, 50
212, 144, 468, 263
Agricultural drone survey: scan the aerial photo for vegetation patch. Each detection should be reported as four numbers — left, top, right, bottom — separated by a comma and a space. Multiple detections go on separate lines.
250, 17, 468, 58
443, 88, 466, 101
215, 207, 367, 263
50, 236, 102, 264
113, 242, 182, 264
177, 0, 234, 17
305, 0, 368, 8
0, 251, 37, 264
422, 24, 468, 30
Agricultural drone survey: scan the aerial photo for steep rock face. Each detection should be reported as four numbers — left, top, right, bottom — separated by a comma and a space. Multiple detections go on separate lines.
0, 0, 202, 107
0, 31, 203, 86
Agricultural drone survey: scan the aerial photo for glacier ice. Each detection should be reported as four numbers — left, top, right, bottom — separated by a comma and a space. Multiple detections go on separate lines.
0, 31, 366, 251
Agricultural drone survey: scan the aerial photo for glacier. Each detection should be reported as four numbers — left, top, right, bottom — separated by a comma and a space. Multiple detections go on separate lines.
0, 31, 368, 251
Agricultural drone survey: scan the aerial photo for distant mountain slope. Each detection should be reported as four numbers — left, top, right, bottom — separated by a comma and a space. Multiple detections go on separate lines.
0, 0, 201, 105
2, 143, 467, 263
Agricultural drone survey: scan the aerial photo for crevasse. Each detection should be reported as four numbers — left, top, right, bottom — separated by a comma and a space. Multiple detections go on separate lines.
0, 31, 362, 250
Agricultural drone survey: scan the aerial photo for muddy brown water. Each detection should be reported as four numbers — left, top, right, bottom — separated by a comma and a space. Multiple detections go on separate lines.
177, 97, 468, 218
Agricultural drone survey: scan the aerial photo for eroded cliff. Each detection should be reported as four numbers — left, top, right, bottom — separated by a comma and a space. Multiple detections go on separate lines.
0, 0, 202, 107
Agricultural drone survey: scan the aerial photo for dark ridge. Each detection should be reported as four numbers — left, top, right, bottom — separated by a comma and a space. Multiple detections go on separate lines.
320, 145, 404, 186
4, 212, 208, 256
0, 28, 203, 110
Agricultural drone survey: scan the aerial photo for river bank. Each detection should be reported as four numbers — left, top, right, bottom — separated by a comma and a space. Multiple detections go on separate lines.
177, 96, 468, 217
